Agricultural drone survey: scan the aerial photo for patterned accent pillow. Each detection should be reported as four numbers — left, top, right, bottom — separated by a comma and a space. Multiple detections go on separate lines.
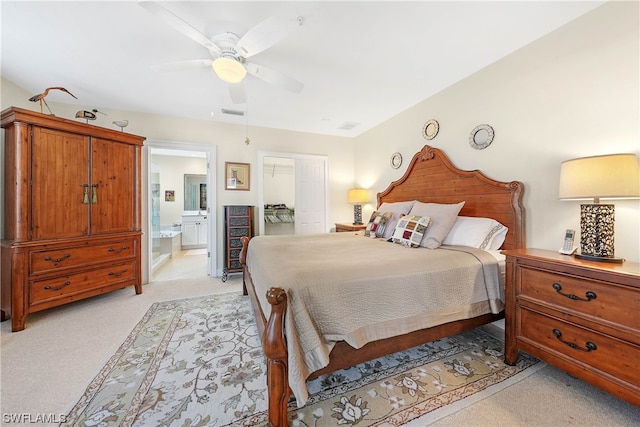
377, 201, 416, 239
364, 211, 393, 238
392, 215, 431, 247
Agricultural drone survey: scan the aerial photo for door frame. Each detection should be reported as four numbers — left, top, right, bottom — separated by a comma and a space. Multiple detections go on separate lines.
257, 151, 329, 236
143, 140, 217, 283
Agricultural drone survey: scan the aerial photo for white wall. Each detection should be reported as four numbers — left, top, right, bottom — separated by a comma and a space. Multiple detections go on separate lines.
263, 157, 295, 207
354, 1, 640, 263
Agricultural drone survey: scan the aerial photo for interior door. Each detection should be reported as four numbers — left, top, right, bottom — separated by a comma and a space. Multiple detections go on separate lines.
294, 157, 327, 234
31, 127, 89, 239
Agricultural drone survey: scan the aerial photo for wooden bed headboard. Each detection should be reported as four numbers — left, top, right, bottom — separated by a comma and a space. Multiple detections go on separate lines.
378, 145, 525, 250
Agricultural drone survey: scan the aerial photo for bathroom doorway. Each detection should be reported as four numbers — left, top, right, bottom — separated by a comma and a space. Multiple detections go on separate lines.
146, 141, 216, 282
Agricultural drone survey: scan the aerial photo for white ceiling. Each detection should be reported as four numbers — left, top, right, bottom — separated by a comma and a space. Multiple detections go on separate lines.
1, 1, 604, 137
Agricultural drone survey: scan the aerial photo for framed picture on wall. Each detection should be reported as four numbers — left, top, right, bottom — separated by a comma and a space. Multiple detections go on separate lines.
165, 190, 175, 201
225, 162, 250, 191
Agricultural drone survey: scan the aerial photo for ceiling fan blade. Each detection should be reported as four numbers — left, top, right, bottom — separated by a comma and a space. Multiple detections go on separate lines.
246, 62, 304, 94
228, 83, 247, 104
151, 59, 212, 72
139, 1, 221, 55
234, 16, 287, 58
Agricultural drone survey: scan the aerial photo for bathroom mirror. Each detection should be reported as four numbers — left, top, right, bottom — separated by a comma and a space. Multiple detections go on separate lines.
184, 174, 207, 210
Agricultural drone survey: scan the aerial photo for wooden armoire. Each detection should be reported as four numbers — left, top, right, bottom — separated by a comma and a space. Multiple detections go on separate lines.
1, 107, 145, 331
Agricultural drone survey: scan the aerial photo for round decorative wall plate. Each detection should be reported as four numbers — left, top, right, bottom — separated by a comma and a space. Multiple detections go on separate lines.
422, 119, 439, 140
469, 124, 494, 150
390, 152, 403, 169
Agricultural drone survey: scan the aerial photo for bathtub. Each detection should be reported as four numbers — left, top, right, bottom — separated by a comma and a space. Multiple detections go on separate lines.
152, 230, 182, 258
153, 230, 181, 239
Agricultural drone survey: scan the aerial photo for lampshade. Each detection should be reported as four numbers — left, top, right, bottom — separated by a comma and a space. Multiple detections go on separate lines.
559, 153, 640, 202
348, 188, 369, 204
559, 153, 639, 263
212, 57, 247, 84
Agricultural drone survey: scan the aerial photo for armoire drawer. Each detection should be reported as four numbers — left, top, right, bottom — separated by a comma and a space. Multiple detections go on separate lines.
519, 308, 640, 386
29, 261, 136, 305
519, 267, 639, 329
29, 239, 137, 275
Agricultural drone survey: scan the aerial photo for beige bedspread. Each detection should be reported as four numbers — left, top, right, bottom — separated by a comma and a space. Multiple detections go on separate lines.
246, 232, 503, 406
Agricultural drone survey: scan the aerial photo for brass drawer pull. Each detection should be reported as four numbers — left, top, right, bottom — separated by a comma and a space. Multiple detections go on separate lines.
553, 328, 597, 352
44, 281, 71, 291
108, 246, 129, 254
108, 268, 128, 277
552, 283, 596, 302
43, 254, 71, 263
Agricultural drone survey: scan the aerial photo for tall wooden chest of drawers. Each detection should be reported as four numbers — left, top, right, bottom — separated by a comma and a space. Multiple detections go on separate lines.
1, 107, 144, 331
222, 205, 254, 282
503, 249, 639, 406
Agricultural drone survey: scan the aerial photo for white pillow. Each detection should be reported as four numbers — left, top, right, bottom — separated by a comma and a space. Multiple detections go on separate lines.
377, 200, 416, 239
443, 216, 508, 250
407, 201, 465, 249
485, 223, 508, 250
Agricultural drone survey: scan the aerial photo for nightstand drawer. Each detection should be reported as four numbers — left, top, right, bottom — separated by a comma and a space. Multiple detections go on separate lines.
519, 308, 640, 386
520, 267, 639, 329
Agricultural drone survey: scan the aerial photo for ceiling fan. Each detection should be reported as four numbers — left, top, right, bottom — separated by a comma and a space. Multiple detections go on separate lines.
140, 1, 304, 104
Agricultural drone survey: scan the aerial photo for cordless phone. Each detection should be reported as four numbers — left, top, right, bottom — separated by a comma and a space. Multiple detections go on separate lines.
559, 229, 576, 255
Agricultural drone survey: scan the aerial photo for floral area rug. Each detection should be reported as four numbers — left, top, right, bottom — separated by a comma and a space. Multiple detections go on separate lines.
62, 292, 540, 426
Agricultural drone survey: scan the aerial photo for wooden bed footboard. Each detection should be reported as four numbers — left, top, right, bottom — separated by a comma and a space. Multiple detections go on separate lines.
241, 236, 290, 426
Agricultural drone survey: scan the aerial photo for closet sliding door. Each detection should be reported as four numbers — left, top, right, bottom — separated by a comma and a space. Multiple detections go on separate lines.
258, 152, 328, 236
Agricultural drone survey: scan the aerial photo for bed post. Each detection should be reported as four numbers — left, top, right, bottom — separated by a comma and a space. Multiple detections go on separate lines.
240, 236, 250, 295
264, 287, 290, 427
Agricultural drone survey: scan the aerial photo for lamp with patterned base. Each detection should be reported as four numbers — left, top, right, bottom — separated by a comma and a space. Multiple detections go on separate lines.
348, 188, 369, 225
559, 153, 639, 263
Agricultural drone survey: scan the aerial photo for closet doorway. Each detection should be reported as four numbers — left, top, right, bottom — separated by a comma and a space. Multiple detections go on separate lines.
146, 141, 217, 281
258, 151, 328, 236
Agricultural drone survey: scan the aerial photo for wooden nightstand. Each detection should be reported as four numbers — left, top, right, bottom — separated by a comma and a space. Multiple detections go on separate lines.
502, 249, 640, 406
335, 223, 367, 232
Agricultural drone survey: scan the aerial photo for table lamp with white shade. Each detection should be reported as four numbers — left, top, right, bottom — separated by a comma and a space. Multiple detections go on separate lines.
559, 153, 640, 263
348, 188, 370, 225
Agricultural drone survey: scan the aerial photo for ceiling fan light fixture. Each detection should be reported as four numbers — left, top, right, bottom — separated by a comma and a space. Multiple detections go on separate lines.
212, 57, 246, 83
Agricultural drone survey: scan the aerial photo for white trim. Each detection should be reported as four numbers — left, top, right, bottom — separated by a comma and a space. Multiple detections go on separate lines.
144, 140, 217, 282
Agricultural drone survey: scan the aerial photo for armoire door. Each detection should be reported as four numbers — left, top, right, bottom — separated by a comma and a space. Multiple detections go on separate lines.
31, 127, 90, 240
90, 138, 138, 234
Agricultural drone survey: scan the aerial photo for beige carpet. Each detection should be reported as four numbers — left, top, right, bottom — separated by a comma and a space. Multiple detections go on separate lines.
1, 276, 638, 426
